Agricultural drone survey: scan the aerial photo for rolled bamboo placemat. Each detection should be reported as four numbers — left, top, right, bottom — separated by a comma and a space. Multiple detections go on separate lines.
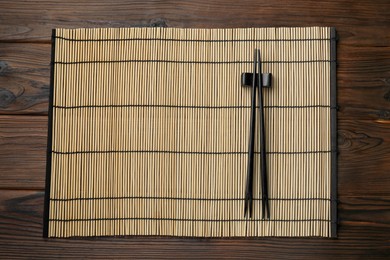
43, 27, 337, 238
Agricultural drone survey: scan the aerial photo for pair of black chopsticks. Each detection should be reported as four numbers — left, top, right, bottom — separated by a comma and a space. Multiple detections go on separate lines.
244, 49, 270, 219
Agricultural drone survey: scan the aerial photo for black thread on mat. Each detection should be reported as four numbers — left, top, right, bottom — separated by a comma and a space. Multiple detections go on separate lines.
50, 196, 334, 202
48, 217, 334, 223
52, 104, 334, 110
53, 59, 335, 65
51, 150, 333, 155
330, 27, 338, 238
55, 35, 337, 43
43, 29, 56, 238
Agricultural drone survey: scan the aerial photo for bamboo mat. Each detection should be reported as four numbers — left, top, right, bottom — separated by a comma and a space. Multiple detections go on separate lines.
43, 27, 337, 238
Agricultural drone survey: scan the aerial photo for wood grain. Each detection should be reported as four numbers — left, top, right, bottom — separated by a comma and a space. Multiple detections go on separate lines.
0, 115, 47, 189
0, 0, 389, 258
1, 43, 389, 119
0, 190, 389, 258
0, 44, 50, 114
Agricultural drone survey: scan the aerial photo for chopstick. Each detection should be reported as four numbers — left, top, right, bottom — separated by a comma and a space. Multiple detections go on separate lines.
257, 50, 270, 219
244, 49, 257, 218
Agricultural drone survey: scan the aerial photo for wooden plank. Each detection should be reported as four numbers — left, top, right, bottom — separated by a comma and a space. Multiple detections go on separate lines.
0, 115, 389, 196
0, 44, 50, 114
338, 44, 390, 121
0, 0, 389, 46
1, 43, 390, 118
0, 190, 388, 258
338, 119, 390, 197
0, 116, 47, 189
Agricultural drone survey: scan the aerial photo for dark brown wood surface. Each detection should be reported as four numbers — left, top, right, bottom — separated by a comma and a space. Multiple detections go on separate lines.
0, 0, 389, 258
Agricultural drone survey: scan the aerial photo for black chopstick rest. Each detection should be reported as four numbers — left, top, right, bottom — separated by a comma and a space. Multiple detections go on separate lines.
241, 72, 272, 88
243, 49, 271, 220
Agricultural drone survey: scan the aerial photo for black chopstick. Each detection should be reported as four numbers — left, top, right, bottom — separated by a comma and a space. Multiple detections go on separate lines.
244, 49, 257, 218
256, 49, 270, 219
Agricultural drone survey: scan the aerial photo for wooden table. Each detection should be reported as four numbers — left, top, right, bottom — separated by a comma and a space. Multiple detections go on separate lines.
0, 1, 389, 258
